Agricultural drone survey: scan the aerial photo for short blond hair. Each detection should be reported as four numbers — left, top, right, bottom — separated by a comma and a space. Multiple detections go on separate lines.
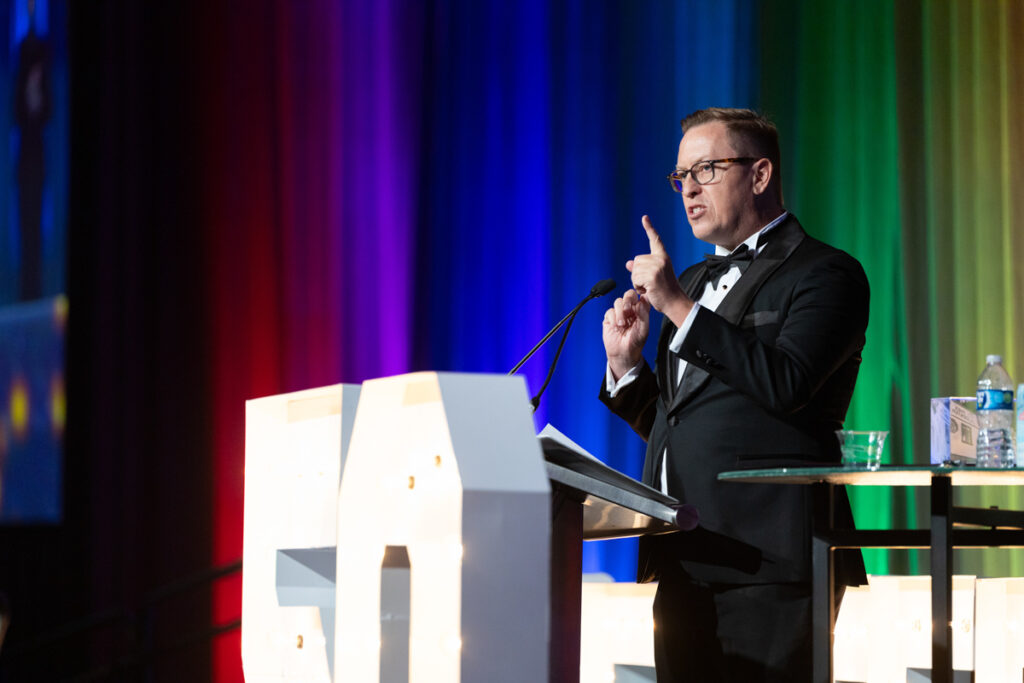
681, 108, 783, 204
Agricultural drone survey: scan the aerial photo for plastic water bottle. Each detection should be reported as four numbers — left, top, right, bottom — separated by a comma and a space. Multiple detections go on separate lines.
1017, 383, 1024, 462
976, 354, 1015, 467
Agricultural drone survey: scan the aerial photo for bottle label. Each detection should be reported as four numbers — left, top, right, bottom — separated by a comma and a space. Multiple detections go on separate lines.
977, 389, 1014, 411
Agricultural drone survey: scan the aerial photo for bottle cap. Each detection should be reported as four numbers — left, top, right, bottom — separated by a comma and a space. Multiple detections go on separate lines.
987, 354, 1003, 364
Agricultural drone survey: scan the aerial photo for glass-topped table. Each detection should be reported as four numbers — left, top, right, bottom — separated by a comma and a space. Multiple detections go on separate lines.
719, 466, 1024, 683
720, 464, 1024, 487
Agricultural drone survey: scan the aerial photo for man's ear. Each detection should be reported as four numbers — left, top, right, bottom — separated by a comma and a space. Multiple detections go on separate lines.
751, 158, 773, 196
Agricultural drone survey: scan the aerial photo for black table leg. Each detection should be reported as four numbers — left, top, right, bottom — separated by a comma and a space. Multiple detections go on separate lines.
550, 484, 583, 683
930, 475, 952, 683
812, 482, 835, 683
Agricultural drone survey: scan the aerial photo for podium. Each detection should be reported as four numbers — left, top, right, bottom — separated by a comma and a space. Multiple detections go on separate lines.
540, 427, 680, 683
241, 373, 680, 683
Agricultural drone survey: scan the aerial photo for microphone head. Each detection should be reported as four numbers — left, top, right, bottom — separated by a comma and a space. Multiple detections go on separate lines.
590, 278, 616, 297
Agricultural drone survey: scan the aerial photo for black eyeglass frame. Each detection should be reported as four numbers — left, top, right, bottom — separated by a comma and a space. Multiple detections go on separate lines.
667, 157, 758, 192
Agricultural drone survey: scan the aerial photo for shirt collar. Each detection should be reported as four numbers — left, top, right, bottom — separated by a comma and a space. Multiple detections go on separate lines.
715, 211, 789, 256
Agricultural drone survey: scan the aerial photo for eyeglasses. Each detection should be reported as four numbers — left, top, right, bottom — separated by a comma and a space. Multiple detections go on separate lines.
667, 157, 757, 192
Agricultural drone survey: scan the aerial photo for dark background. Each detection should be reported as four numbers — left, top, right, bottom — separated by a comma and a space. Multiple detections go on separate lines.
1, 3, 214, 680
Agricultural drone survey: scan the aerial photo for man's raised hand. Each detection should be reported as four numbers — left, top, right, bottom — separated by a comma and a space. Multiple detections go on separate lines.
626, 215, 692, 327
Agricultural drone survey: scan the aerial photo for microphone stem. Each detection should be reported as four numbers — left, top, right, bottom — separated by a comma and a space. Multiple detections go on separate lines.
529, 304, 581, 411
507, 295, 591, 376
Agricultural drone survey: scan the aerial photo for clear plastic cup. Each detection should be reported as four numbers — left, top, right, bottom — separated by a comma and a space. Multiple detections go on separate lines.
836, 430, 888, 471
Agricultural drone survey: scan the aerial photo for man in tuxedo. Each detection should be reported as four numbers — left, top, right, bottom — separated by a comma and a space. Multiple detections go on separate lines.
600, 108, 868, 682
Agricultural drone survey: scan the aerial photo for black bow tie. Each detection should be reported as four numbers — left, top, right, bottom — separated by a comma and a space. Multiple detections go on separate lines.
703, 244, 754, 288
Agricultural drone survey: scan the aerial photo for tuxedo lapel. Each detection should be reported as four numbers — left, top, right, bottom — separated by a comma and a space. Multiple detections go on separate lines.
655, 318, 677, 404
656, 264, 709, 407
714, 216, 805, 325
680, 261, 711, 300
666, 216, 807, 414
669, 354, 712, 413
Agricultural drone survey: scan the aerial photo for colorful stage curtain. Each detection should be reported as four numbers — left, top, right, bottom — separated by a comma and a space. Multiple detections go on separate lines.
195, 2, 1024, 678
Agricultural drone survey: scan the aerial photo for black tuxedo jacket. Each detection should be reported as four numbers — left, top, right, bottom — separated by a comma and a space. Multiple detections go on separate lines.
601, 215, 868, 586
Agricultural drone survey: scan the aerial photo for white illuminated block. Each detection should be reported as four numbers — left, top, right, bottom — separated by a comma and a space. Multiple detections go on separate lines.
832, 583, 871, 681
574, 574, 1019, 683
975, 578, 1024, 682
832, 575, 976, 683
242, 384, 361, 683
950, 575, 977, 672
579, 578, 656, 683
335, 372, 550, 683
577, 575, 991, 683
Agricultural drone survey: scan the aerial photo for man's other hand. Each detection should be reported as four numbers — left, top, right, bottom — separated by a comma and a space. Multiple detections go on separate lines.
603, 288, 650, 380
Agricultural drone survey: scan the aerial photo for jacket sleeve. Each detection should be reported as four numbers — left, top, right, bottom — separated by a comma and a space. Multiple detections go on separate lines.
598, 360, 660, 441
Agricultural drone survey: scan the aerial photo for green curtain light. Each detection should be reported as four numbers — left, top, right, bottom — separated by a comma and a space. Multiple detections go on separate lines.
759, 0, 1024, 576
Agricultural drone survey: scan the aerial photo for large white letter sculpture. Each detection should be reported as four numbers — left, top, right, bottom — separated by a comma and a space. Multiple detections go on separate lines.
241, 384, 361, 683
335, 372, 551, 682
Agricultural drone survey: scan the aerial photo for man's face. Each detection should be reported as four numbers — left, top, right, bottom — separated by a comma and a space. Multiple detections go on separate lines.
676, 121, 759, 249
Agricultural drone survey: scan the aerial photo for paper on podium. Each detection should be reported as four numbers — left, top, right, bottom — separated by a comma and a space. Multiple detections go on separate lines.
538, 424, 676, 506
537, 424, 684, 538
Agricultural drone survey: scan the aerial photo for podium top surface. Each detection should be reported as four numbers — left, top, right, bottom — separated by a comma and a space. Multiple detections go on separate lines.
718, 465, 1024, 487
537, 428, 681, 540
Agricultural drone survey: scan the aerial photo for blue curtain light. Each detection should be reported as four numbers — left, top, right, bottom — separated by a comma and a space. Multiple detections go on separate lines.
408, 0, 759, 579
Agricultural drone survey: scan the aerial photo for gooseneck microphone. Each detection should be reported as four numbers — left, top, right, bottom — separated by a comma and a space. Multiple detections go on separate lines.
508, 278, 616, 411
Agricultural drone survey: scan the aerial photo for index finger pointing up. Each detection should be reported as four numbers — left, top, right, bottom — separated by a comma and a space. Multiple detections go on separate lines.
642, 215, 667, 255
